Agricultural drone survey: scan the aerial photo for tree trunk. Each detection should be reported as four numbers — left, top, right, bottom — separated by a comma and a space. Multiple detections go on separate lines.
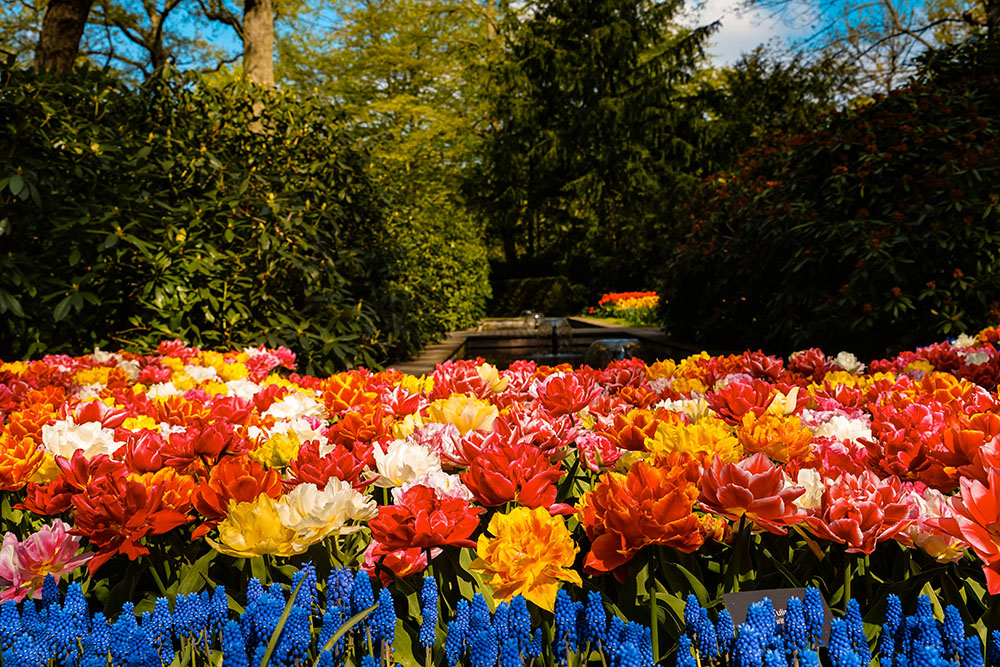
35, 0, 96, 73
243, 0, 274, 87
987, 0, 1000, 33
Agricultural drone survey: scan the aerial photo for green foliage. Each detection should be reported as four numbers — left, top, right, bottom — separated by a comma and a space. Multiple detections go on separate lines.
0, 65, 431, 372
467, 0, 716, 298
698, 47, 856, 174
660, 37, 1000, 357
279, 0, 492, 340
489, 276, 587, 317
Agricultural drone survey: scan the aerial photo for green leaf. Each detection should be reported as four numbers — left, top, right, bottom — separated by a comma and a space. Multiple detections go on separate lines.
258, 576, 308, 667
52, 294, 73, 322
0, 288, 24, 317
178, 550, 216, 594
310, 603, 378, 667
7, 174, 23, 197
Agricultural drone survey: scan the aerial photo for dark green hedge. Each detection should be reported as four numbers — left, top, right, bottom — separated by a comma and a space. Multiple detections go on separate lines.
0, 66, 449, 372
660, 37, 1000, 358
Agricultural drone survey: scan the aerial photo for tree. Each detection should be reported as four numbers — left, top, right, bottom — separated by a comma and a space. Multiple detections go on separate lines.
34, 0, 96, 72
747, 0, 995, 94
469, 0, 717, 295
278, 0, 493, 331
698, 46, 856, 173
83, 0, 239, 76
0, 1, 46, 63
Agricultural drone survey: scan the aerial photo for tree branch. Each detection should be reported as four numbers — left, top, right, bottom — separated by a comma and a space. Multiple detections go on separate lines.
195, 0, 243, 40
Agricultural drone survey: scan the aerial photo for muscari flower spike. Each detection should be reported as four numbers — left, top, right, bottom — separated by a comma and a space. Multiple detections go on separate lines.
943, 605, 965, 658
804, 588, 824, 644
419, 576, 439, 649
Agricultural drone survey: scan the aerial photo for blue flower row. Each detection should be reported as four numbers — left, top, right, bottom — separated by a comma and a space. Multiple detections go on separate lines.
0, 566, 653, 667
678, 591, 997, 667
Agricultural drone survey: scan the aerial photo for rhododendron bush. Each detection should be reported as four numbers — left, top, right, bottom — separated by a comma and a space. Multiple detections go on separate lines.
5, 331, 1000, 660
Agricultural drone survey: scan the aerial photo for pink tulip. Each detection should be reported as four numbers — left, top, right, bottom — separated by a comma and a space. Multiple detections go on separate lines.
804, 470, 914, 554
0, 520, 91, 602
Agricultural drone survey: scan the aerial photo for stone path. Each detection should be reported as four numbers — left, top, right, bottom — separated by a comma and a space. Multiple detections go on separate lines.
386, 328, 474, 375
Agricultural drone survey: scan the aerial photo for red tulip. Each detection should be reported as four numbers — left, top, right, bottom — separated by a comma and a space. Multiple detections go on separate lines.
931, 468, 1000, 593
287, 440, 369, 491
369, 484, 483, 552
705, 379, 775, 426
192, 456, 284, 539
740, 350, 784, 381
461, 441, 571, 514
579, 457, 704, 575
160, 420, 247, 474
72, 474, 193, 572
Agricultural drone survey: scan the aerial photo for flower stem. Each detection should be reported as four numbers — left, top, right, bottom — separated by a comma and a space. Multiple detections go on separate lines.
843, 553, 852, 611
650, 581, 659, 663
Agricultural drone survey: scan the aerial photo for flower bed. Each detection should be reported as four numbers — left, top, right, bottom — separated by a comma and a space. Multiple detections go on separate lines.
587, 292, 660, 326
4, 330, 1000, 663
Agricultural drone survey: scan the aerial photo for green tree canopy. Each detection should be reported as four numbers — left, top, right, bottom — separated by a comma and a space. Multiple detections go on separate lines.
469, 0, 717, 298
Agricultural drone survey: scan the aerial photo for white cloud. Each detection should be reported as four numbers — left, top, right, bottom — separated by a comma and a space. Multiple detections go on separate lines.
679, 0, 820, 66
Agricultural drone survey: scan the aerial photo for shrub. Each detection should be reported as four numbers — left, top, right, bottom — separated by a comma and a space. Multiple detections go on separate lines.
660, 37, 1000, 358
0, 66, 431, 372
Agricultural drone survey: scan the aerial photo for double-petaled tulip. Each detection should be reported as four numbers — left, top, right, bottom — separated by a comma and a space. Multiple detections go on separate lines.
288, 440, 370, 491
579, 458, 704, 575
736, 413, 813, 463
931, 468, 1000, 593
862, 402, 949, 487
645, 418, 742, 465
425, 394, 499, 435
461, 441, 571, 514
803, 470, 913, 554
897, 483, 968, 563
0, 520, 91, 601
705, 379, 776, 426
0, 428, 47, 492
532, 373, 603, 417
192, 456, 284, 539
601, 408, 678, 452
326, 406, 394, 447
740, 350, 784, 381
369, 484, 483, 553
577, 432, 622, 472
207, 494, 298, 558
72, 473, 193, 572
373, 439, 442, 488
160, 420, 246, 475
491, 404, 578, 455
429, 359, 506, 401
698, 453, 807, 534
322, 375, 378, 416
275, 478, 378, 552
471, 507, 582, 611
787, 348, 833, 381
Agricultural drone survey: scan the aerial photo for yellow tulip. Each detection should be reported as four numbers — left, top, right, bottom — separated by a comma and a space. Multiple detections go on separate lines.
471, 507, 581, 612
426, 394, 498, 435
207, 494, 298, 558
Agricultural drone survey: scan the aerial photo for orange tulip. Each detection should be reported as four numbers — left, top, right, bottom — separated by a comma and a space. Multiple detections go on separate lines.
736, 412, 813, 463
699, 452, 807, 535
579, 457, 704, 574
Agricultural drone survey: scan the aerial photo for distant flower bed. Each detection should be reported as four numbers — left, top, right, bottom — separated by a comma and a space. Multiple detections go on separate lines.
3, 330, 1000, 663
588, 291, 660, 326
